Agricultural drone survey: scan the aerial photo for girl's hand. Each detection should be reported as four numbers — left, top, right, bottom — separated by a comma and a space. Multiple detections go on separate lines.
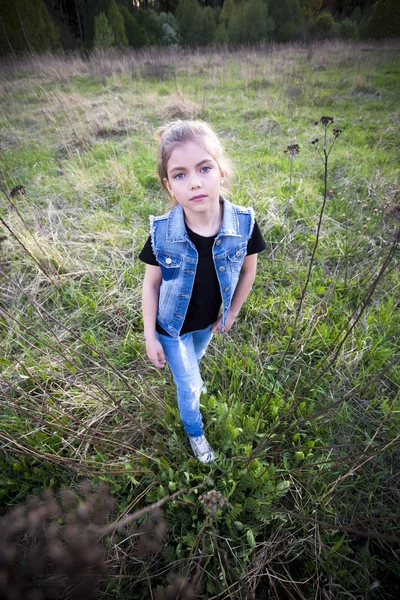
211, 312, 236, 334
146, 338, 166, 368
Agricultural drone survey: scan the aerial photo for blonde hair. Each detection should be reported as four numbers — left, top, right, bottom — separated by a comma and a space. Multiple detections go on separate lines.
156, 120, 234, 203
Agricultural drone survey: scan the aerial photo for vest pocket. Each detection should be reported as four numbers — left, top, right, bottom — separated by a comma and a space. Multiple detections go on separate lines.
157, 253, 182, 281
227, 244, 247, 263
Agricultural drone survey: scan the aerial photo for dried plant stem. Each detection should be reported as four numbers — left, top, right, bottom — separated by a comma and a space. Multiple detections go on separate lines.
0, 305, 173, 463
298, 516, 400, 545
247, 242, 399, 463
100, 481, 209, 536
1, 190, 52, 267
0, 216, 58, 287
252, 143, 330, 442
1, 279, 164, 419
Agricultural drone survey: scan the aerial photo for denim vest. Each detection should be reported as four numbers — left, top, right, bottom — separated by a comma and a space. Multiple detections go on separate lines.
150, 197, 255, 338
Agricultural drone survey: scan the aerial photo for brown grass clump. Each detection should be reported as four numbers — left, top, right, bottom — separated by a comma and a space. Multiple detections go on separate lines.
161, 91, 201, 120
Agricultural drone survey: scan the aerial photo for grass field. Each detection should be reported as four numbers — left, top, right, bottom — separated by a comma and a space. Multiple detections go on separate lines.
0, 41, 399, 599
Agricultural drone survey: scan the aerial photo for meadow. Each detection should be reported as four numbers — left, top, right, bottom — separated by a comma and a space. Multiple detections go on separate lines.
0, 41, 399, 599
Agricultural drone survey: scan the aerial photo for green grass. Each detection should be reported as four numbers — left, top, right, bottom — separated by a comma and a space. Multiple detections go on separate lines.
0, 41, 399, 599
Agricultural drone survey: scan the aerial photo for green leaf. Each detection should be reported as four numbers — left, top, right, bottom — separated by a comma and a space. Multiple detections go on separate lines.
246, 528, 256, 548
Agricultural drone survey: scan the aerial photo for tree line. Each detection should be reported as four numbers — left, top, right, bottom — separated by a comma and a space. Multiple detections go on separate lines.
0, 0, 398, 55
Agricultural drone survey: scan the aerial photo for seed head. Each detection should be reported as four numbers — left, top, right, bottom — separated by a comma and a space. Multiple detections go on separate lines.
320, 116, 334, 126
311, 138, 319, 145
10, 184, 26, 197
199, 490, 228, 515
0, 484, 113, 599
332, 127, 343, 137
284, 143, 300, 157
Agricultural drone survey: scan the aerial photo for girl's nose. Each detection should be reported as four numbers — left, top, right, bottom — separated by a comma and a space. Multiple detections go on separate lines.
189, 174, 201, 189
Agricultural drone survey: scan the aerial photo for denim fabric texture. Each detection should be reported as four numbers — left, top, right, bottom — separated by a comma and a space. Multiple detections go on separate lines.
156, 325, 213, 438
150, 197, 255, 338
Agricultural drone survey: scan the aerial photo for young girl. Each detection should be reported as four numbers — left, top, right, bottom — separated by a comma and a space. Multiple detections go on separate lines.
140, 120, 266, 463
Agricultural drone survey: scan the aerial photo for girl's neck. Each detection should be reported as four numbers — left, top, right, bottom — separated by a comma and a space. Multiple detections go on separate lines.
183, 201, 223, 237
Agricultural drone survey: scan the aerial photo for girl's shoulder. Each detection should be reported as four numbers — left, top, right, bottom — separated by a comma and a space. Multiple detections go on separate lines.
228, 199, 254, 215
150, 204, 180, 224
149, 208, 173, 228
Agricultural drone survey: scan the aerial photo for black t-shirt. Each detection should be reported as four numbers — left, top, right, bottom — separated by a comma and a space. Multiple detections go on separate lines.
139, 220, 266, 335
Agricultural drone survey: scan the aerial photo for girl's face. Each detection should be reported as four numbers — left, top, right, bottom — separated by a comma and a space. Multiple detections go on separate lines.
163, 140, 224, 216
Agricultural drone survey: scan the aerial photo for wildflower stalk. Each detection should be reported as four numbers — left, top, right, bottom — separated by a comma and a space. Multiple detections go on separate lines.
251, 118, 341, 444
284, 143, 300, 192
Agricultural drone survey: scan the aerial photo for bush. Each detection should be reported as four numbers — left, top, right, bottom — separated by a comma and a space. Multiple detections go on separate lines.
269, 0, 304, 42
158, 12, 181, 47
107, 0, 128, 47
134, 9, 163, 46
228, 0, 274, 45
311, 11, 335, 39
0, 0, 60, 54
214, 22, 229, 45
119, 5, 144, 48
193, 6, 217, 46
176, 0, 200, 46
93, 12, 114, 50
339, 17, 358, 40
366, 0, 400, 39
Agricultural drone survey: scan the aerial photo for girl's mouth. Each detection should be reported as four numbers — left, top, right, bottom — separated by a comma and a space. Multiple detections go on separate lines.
190, 195, 207, 202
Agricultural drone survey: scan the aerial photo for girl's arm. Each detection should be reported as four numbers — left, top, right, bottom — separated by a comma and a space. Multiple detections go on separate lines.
142, 265, 166, 368
211, 254, 258, 333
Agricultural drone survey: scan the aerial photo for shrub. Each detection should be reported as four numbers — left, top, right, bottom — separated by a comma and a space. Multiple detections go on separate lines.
119, 5, 144, 48
134, 9, 163, 46
93, 12, 114, 50
176, 0, 200, 46
158, 12, 181, 47
366, 0, 400, 39
312, 11, 335, 39
0, 0, 60, 54
193, 6, 217, 46
339, 17, 358, 40
214, 21, 229, 45
269, 0, 304, 41
107, 0, 128, 47
228, 0, 274, 45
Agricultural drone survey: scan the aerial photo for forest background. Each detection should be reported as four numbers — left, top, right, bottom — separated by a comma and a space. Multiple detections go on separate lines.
1, 0, 400, 55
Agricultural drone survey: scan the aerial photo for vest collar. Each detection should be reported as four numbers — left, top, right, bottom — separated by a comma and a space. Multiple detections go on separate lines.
166, 197, 240, 242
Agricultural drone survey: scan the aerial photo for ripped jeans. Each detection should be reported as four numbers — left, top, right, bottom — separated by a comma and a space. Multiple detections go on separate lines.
156, 325, 213, 438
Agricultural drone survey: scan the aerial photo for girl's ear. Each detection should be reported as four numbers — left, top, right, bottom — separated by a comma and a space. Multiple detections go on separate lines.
163, 177, 174, 197
220, 169, 226, 182
163, 177, 170, 191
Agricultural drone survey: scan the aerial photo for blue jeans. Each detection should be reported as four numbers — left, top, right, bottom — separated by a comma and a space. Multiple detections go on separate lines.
156, 325, 213, 438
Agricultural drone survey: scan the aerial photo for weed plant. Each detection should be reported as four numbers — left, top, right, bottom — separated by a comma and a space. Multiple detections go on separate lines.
0, 41, 399, 599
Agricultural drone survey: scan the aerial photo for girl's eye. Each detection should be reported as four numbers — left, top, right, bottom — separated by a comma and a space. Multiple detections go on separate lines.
173, 173, 185, 180
200, 166, 211, 173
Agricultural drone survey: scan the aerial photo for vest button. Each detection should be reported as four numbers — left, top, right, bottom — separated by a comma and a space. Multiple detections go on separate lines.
236, 250, 241, 257
215, 240, 221, 246
165, 257, 172, 264
219, 266, 226, 271
224, 287, 230, 292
